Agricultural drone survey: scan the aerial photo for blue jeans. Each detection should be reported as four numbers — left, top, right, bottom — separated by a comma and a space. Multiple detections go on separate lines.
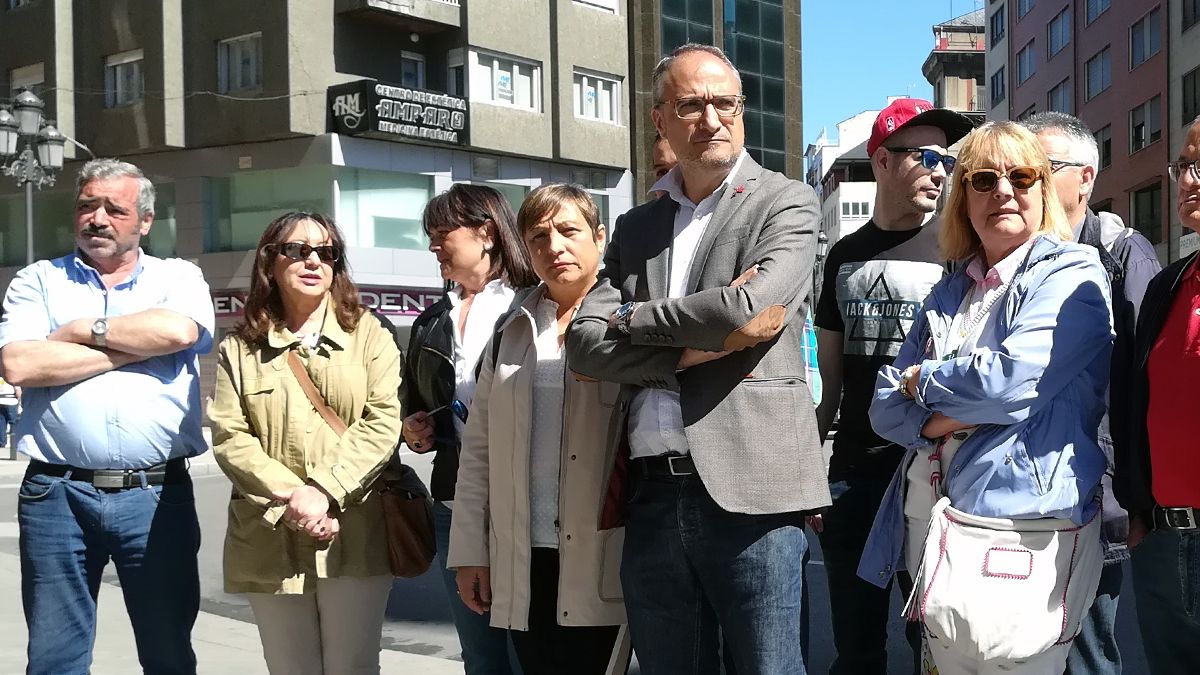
0, 403, 18, 445
1064, 559, 1122, 675
18, 468, 200, 675
1131, 527, 1200, 675
432, 500, 517, 675
621, 469, 808, 675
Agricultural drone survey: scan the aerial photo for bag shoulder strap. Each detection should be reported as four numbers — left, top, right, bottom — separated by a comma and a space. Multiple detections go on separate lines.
287, 350, 349, 437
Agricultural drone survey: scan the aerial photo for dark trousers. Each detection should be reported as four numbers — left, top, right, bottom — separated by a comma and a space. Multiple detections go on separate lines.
818, 477, 921, 675
0, 403, 17, 446
1064, 559, 1123, 675
1132, 527, 1200, 675
509, 547, 624, 675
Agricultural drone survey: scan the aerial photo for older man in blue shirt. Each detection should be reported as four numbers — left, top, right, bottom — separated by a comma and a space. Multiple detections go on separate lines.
0, 158, 213, 675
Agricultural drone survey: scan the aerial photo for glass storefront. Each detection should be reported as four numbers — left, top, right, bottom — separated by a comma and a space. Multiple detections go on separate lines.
205, 165, 335, 252
337, 168, 431, 250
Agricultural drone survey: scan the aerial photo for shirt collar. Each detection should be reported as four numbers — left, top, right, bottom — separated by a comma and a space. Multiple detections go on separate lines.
965, 239, 1035, 290
650, 150, 748, 210
265, 295, 351, 351
446, 278, 508, 308
71, 248, 146, 287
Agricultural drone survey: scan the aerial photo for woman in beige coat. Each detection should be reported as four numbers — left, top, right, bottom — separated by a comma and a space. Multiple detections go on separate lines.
448, 184, 630, 675
208, 211, 402, 675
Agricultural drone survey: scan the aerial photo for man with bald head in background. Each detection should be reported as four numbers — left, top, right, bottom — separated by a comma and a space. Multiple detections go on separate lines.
567, 44, 827, 674
813, 99, 973, 675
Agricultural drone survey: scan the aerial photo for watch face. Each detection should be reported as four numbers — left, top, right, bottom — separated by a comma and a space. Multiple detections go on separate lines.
92, 319, 108, 335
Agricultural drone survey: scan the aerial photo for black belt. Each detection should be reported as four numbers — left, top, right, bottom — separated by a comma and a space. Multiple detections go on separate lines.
28, 458, 189, 489
635, 454, 696, 477
1153, 505, 1200, 531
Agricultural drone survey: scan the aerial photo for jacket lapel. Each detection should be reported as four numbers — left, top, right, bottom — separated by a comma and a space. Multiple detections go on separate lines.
685, 155, 764, 294
643, 196, 676, 299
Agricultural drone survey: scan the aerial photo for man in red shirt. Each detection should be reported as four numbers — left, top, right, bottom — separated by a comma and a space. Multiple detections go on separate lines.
1117, 117, 1200, 675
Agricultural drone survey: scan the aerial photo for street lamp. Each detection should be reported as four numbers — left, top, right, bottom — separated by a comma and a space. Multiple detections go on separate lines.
0, 89, 66, 265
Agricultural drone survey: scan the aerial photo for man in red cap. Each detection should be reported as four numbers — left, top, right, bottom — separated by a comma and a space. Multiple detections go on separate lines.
813, 98, 973, 675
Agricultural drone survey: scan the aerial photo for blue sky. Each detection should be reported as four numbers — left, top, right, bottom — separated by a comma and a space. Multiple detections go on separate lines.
801, 0, 984, 148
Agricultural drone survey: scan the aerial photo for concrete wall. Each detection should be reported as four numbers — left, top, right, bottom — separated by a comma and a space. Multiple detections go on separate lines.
465, 0, 553, 158
553, 0, 629, 169
182, 0, 294, 147
783, 0, 803, 179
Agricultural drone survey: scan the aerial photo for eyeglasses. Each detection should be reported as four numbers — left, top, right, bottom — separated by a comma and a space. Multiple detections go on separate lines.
427, 399, 469, 423
1168, 160, 1200, 183
660, 95, 746, 120
962, 166, 1043, 193
887, 147, 956, 174
273, 242, 340, 263
1048, 159, 1087, 173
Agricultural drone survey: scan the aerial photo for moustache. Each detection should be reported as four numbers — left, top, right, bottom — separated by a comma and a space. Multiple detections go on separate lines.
82, 226, 113, 239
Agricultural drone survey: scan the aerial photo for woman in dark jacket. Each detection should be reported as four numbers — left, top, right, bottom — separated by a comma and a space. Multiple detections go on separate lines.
400, 183, 536, 674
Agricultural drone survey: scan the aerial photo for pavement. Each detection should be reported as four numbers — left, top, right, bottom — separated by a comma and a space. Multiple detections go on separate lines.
0, 448, 465, 675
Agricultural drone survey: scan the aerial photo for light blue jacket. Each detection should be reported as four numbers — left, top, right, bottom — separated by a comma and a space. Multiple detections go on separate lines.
857, 235, 1112, 588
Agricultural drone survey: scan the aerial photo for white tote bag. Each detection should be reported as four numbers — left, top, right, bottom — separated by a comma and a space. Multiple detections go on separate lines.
911, 496, 1103, 663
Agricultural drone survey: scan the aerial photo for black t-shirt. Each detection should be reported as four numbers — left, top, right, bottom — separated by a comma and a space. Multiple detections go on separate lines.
815, 220, 946, 481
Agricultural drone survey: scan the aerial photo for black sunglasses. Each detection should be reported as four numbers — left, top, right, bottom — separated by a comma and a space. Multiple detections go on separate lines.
962, 166, 1042, 193
273, 242, 340, 263
887, 147, 956, 174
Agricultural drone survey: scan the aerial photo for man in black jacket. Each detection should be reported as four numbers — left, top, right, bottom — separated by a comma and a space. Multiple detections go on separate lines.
1022, 112, 1160, 675
1118, 117, 1200, 675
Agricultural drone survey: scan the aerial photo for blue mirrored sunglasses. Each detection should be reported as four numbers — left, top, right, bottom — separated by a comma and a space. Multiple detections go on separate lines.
887, 147, 956, 174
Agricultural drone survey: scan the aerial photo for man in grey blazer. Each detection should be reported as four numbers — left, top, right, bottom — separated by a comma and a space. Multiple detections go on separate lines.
566, 44, 829, 675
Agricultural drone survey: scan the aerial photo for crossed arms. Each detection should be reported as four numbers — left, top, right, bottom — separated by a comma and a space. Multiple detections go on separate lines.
566, 180, 820, 386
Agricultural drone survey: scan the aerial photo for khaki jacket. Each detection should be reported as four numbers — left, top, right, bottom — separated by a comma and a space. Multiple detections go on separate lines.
448, 286, 628, 634
209, 300, 402, 594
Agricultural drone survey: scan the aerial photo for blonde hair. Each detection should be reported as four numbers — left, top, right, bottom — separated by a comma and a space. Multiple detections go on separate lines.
940, 121, 1073, 262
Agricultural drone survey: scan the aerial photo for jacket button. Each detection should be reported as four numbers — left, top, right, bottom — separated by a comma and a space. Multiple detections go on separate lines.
562, 611, 569, 618
570, 454, 577, 461
565, 534, 571, 541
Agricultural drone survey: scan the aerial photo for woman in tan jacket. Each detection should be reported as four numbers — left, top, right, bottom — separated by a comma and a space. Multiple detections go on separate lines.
448, 184, 630, 675
208, 211, 402, 675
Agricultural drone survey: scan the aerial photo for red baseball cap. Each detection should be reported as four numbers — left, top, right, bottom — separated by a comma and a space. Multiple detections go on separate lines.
866, 98, 976, 157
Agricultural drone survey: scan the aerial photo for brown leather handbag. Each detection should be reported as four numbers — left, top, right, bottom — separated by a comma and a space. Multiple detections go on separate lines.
288, 351, 435, 578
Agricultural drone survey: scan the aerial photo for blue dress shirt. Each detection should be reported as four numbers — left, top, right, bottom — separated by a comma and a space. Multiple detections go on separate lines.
0, 250, 214, 469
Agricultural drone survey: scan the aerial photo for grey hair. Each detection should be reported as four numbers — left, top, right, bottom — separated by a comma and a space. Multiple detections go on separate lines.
75, 158, 156, 219
652, 43, 742, 104
1019, 112, 1100, 174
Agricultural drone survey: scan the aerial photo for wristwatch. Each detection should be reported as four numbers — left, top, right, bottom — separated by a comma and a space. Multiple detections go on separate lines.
91, 318, 109, 348
612, 301, 641, 335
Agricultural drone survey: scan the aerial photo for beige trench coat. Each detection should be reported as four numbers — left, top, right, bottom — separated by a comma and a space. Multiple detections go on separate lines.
448, 286, 628, 634
209, 300, 402, 594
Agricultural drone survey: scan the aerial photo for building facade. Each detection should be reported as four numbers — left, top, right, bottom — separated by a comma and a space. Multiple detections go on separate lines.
0, 0, 636, 395
1170, 0, 1200, 259
628, 0, 803, 199
989, 0, 1170, 260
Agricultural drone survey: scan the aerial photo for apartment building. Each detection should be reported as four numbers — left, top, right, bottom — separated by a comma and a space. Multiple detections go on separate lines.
1170, 0, 1200, 259
628, 0, 804, 199
989, 0, 1170, 260
0, 0, 636, 391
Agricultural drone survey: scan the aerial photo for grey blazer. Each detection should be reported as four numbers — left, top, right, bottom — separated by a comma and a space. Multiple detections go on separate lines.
566, 156, 832, 515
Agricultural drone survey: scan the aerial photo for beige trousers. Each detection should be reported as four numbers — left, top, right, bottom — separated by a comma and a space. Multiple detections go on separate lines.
246, 574, 394, 675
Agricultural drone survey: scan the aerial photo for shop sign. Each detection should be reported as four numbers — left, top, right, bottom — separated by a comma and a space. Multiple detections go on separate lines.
328, 79, 468, 146
212, 287, 444, 319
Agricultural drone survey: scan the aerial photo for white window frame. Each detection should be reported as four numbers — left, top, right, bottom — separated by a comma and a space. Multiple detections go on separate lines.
447, 48, 464, 96
572, 69, 621, 125
400, 50, 426, 90
9, 62, 44, 97
1129, 8, 1161, 70
1086, 0, 1110, 25
1016, 42, 1035, 84
217, 32, 262, 94
1047, 9, 1070, 58
469, 50, 542, 112
104, 49, 144, 108
1085, 48, 1111, 101
573, 0, 618, 13
1047, 78, 1071, 114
